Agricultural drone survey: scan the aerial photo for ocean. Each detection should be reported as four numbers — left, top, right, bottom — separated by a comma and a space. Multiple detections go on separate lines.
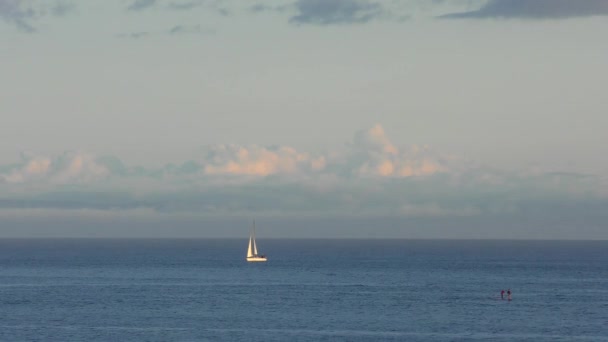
0, 239, 606, 341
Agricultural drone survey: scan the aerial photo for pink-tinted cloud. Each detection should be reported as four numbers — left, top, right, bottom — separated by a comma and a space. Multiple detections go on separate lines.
350, 124, 446, 178
202, 144, 325, 176
0, 124, 450, 186
1, 152, 108, 184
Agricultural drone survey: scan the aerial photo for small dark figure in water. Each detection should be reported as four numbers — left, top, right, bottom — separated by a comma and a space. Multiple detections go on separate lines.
501, 289, 505, 300
507, 289, 512, 301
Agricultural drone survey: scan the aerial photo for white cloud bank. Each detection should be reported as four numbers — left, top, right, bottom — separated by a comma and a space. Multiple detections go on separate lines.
1, 124, 447, 184
203, 144, 326, 176
197, 124, 446, 179
0, 125, 606, 220
1, 152, 109, 184
350, 124, 445, 177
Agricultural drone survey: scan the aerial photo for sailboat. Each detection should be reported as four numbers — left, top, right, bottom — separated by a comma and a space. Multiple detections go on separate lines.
246, 220, 267, 262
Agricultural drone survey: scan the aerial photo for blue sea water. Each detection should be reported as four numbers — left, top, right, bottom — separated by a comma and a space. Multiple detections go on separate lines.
0, 239, 607, 341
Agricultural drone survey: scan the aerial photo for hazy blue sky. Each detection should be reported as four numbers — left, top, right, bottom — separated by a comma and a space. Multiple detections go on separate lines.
1, 0, 607, 238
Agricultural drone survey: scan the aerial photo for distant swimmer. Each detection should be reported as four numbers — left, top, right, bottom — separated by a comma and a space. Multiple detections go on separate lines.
501, 289, 505, 300
507, 289, 512, 301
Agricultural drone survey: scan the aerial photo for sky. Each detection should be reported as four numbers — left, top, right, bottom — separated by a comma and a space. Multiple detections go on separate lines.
1, 0, 607, 238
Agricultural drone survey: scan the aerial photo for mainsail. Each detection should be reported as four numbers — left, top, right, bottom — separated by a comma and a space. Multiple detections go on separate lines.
247, 234, 254, 258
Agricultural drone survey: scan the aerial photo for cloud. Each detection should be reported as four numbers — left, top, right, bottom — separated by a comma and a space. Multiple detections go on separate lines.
1, 156, 51, 183
196, 124, 444, 179
0, 124, 456, 184
166, 0, 227, 13
0, 0, 76, 32
353, 124, 399, 155
1, 125, 606, 221
0, 0, 38, 32
50, 1, 75, 16
167, 0, 203, 10
1, 152, 109, 185
0, 124, 447, 184
250, 3, 274, 13
125, 0, 230, 15
440, 0, 608, 20
202, 144, 325, 176
127, 0, 157, 11
249, 3, 291, 14
344, 124, 446, 178
168, 24, 214, 35
1, 167, 606, 221
289, 0, 384, 25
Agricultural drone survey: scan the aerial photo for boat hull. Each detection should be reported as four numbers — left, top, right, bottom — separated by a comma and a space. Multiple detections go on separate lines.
246, 257, 267, 262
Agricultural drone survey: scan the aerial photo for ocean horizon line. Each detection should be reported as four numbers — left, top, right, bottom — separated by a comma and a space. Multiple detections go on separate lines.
1, 237, 606, 241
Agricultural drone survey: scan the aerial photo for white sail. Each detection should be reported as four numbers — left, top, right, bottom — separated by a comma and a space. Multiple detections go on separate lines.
246, 219, 267, 262
247, 234, 254, 258
252, 221, 258, 255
